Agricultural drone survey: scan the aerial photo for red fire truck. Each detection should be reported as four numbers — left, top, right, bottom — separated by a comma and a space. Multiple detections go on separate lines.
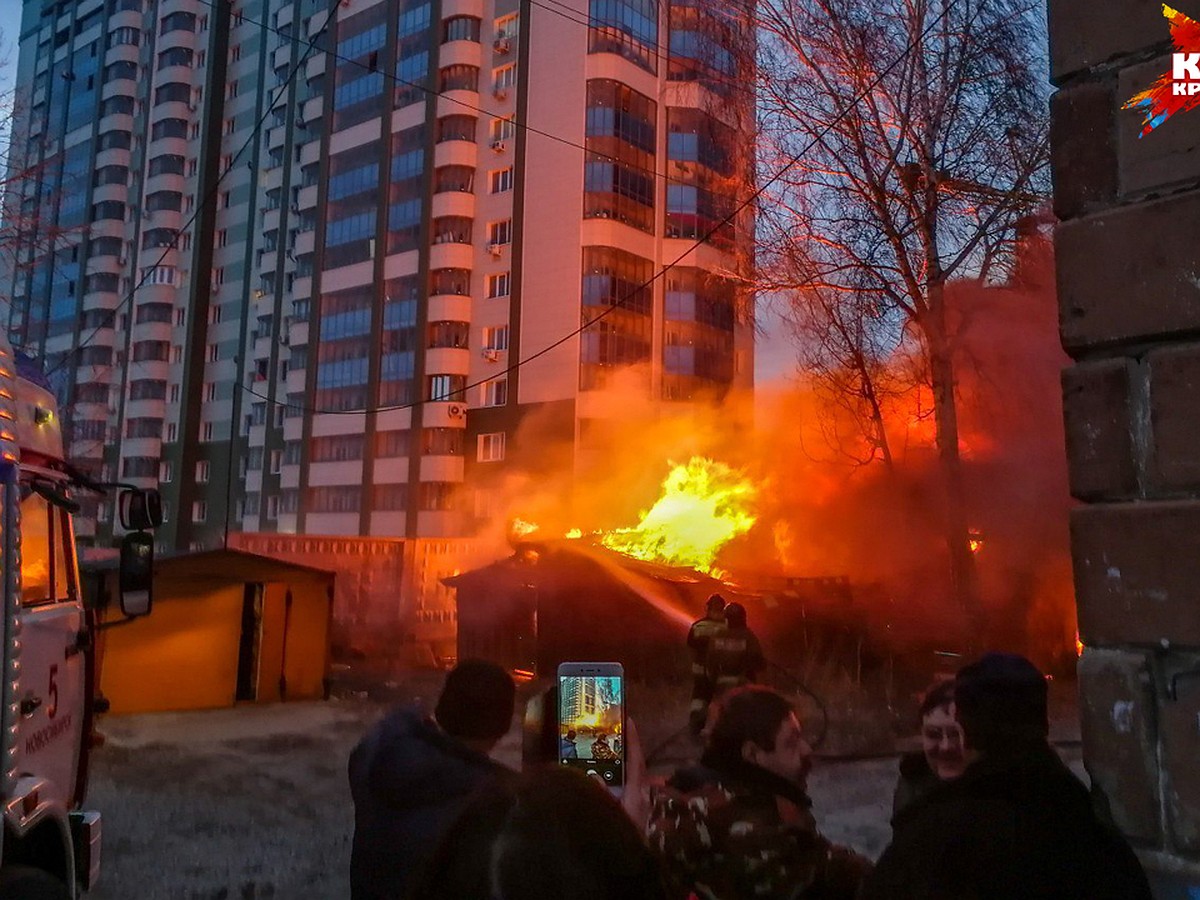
0, 338, 160, 898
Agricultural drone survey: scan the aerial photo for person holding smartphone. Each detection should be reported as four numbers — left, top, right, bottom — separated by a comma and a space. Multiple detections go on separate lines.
649, 685, 870, 899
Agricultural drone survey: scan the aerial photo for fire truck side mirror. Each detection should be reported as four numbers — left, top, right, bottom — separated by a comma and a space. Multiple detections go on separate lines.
119, 488, 164, 531
118, 531, 154, 618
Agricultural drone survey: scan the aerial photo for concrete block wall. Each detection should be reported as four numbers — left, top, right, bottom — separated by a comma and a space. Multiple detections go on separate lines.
1049, 1, 1200, 892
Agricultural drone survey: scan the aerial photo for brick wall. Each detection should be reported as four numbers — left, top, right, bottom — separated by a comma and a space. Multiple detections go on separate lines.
1049, 1, 1200, 892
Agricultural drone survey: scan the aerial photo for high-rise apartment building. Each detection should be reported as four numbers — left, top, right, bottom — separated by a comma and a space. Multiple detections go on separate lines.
1, 0, 753, 557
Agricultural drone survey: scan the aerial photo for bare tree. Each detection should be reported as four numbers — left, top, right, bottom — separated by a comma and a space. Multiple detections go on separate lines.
751, 0, 1050, 635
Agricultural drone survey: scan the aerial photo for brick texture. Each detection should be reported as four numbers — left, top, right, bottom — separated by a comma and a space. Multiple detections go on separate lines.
1118, 56, 1200, 199
1050, 79, 1118, 221
1057, 191, 1200, 353
1148, 344, 1200, 492
1060, 359, 1138, 500
1077, 648, 1162, 844
1160, 653, 1200, 854
1048, 0, 1177, 84
1071, 502, 1200, 647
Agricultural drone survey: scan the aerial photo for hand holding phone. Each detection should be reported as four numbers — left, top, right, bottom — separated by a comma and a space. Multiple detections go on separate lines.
557, 662, 625, 788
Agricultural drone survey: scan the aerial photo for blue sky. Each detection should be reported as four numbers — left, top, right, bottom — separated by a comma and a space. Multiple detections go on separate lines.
0, 2, 22, 158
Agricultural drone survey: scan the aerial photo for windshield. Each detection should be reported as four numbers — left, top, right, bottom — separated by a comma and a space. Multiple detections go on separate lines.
19, 485, 73, 605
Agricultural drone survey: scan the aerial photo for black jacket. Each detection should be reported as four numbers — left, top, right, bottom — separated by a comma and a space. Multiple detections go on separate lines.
348, 706, 507, 900
862, 742, 1151, 900
890, 751, 944, 819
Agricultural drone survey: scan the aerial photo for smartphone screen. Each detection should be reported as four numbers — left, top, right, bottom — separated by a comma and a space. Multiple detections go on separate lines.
558, 667, 625, 786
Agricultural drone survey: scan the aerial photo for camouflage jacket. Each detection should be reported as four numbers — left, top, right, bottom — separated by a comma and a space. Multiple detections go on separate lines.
648, 759, 870, 900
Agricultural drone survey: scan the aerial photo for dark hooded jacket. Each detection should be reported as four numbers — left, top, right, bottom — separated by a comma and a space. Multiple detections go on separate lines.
349, 706, 509, 900
890, 751, 944, 818
862, 742, 1151, 900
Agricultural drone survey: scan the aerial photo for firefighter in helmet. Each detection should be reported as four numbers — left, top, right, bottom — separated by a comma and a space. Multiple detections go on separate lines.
706, 602, 765, 697
686, 594, 727, 734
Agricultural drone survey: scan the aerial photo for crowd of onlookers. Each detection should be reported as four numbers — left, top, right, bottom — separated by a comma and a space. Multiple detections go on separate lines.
348, 652, 1152, 899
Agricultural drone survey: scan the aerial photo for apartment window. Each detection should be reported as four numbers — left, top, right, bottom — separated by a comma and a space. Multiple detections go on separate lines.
157, 47, 194, 70
487, 220, 513, 246
481, 377, 508, 407
588, 0, 658, 73
231, 45, 242, 62
187, 158, 199, 176
146, 190, 183, 212
486, 273, 511, 299
149, 154, 185, 177
176, 308, 186, 326
221, 190, 231, 208
443, 16, 481, 42
151, 118, 188, 141
224, 119, 236, 136
266, 495, 279, 519
493, 64, 516, 92
310, 434, 365, 462
196, 460, 210, 483
269, 450, 282, 474
160, 11, 197, 35
495, 13, 519, 38
419, 482, 457, 512
438, 65, 479, 92
217, 229, 228, 248
109, 26, 141, 48
203, 383, 216, 402
209, 306, 222, 325
306, 486, 362, 513
372, 485, 408, 511
101, 95, 135, 117
226, 80, 239, 100
154, 82, 191, 106
375, 430, 411, 457
94, 165, 129, 187
478, 432, 506, 462
207, 344, 220, 362
489, 167, 513, 193
427, 321, 470, 348
159, 461, 173, 483
98, 129, 132, 151
202, 422, 214, 441
169, 384, 181, 402
171, 346, 184, 365
490, 117, 516, 142
423, 428, 464, 456
192, 500, 207, 523
428, 374, 466, 402
436, 115, 476, 143
482, 325, 509, 351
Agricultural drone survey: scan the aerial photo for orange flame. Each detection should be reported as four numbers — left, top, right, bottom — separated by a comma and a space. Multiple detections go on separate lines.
598, 457, 757, 575
1075, 631, 1084, 657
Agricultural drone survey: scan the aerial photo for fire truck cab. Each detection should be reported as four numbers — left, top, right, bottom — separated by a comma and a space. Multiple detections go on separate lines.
0, 334, 158, 898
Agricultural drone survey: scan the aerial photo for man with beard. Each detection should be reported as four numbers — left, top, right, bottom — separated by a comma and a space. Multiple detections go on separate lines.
862, 653, 1150, 899
649, 686, 870, 899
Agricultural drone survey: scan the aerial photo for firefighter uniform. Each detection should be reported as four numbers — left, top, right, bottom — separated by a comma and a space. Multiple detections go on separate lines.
706, 624, 765, 696
687, 604, 726, 732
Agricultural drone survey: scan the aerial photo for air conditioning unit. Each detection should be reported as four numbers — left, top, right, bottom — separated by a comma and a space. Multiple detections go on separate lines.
446, 403, 467, 419
490, 139, 507, 153
487, 242, 503, 257
494, 37, 511, 53
481, 348, 500, 362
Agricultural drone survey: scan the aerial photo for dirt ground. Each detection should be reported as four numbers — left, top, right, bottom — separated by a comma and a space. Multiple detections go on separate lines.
85, 673, 1083, 899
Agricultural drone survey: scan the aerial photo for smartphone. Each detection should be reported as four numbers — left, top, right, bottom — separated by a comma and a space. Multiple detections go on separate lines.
557, 662, 625, 787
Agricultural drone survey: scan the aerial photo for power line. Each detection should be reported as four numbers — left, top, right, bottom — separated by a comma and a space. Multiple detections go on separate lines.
238, 2, 957, 418
46, 1, 341, 377
184, 0, 756, 202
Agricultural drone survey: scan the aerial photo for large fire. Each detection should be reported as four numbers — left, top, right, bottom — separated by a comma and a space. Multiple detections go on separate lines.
598, 457, 757, 576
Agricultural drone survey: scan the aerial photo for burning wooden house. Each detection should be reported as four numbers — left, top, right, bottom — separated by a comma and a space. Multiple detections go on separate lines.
444, 540, 870, 682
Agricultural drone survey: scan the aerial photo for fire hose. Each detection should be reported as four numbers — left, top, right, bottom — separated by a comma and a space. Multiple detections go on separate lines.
643, 659, 830, 766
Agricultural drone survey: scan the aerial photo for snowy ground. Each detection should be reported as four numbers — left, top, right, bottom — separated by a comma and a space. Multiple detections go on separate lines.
85, 677, 1082, 899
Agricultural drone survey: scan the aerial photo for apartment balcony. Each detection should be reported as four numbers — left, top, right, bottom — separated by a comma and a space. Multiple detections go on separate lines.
101, 78, 136, 101
121, 438, 162, 459
90, 219, 125, 240
286, 368, 306, 395
132, 321, 173, 344
263, 167, 283, 192
288, 320, 309, 346
98, 112, 135, 136
437, 90, 480, 120
294, 231, 315, 256
301, 95, 323, 125
423, 401, 470, 428
275, 2, 294, 28
292, 275, 313, 298
254, 335, 273, 360
245, 470, 263, 493
261, 207, 281, 233
258, 250, 278, 272
90, 183, 129, 205
305, 53, 325, 81
427, 294, 472, 322
434, 139, 478, 169
425, 347, 471, 376
440, 40, 483, 69
431, 190, 475, 220
300, 140, 321, 167
154, 100, 193, 125
267, 124, 287, 151
442, 0, 485, 18
125, 399, 167, 420
156, 65, 194, 87
273, 44, 292, 70
280, 464, 300, 490
297, 184, 318, 209
415, 511, 463, 538
308, 460, 365, 487
104, 42, 139, 66
419, 455, 465, 482
429, 242, 474, 271
146, 135, 187, 159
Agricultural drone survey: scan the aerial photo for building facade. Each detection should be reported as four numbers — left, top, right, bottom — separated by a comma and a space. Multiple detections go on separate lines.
1, 0, 754, 559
